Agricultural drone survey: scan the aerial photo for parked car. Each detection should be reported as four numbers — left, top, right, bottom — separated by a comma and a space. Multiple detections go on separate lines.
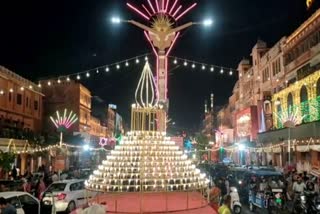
0, 191, 40, 214
0, 180, 23, 192
41, 179, 94, 213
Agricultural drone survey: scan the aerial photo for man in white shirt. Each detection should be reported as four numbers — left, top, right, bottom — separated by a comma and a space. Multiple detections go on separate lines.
292, 177, 306, 206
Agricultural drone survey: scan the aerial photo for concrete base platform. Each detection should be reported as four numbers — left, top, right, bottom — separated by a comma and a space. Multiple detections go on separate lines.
91, 192, 216, 214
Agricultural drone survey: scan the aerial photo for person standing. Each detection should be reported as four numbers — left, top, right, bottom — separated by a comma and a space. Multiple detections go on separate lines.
36, 175, 46, 200
11, 166, 17, 180
218, 195, 231, 214
0, 197, 17, 214
209, 184, 221, 212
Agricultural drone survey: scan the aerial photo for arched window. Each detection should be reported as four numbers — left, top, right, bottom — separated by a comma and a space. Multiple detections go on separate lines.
300, 85, 309, 122
287, 93, 293, 113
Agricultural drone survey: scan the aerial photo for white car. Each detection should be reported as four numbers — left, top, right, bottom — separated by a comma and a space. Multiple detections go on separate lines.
42, 179, 93, 213
0, 192, 40, 214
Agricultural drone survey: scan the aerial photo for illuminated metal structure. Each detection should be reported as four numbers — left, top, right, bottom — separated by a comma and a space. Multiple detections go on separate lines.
126, 0, 199, 130
85, 62, 209, 213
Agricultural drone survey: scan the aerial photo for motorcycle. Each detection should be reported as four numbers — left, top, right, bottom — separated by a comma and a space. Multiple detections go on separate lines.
230, 187, 242, 214
265, 188, 284, 214
293, 191, 320, 214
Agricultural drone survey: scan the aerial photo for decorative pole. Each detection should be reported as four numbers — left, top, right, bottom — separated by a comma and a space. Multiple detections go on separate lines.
275, 107, 306, 167
126, 0, 198, 130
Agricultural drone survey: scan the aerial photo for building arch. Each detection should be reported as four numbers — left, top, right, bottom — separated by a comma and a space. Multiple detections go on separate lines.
300, 85, 309, 122
276, 98, 282, 128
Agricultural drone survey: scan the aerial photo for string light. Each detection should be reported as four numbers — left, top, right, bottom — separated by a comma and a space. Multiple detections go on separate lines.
33, 54, 237, 85
0, 90, 4, 95
220, 68, 224, 74
38, 83, 42, 88
29, 85, 33, 89
20, 87, 24, 91
66, 77, 70, 82
47, 81, 51, 86
229, 70, 233, 76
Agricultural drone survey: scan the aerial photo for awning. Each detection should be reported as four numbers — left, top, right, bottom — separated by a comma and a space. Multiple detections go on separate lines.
311, 145, 320, 152
296, 145, 311, 152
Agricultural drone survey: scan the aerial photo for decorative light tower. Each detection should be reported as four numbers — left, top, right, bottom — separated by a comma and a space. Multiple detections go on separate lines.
85, 62, 210, 213
50, 109, 78, 147
117, 0, 211, 130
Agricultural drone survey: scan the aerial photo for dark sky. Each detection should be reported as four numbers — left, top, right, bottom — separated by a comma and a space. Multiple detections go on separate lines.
0, 0, 314, 132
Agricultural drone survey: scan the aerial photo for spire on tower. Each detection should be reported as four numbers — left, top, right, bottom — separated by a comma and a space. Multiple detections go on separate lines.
210, 93, 214, 111
205, 100, 208, 113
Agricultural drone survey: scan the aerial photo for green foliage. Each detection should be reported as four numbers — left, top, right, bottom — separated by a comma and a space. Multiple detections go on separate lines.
195, 133, 209, 159
0, 151, 15, 173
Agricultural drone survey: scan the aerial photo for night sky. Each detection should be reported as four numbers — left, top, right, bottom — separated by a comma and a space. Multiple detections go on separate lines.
0, 0, 314, 132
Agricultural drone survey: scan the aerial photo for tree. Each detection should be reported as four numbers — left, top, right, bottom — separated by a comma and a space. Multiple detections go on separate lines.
0, 151, 15, 179
195, 133, 209, 160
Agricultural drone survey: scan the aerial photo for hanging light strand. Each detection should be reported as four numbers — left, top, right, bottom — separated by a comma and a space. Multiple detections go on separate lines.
168, 56, 237, 76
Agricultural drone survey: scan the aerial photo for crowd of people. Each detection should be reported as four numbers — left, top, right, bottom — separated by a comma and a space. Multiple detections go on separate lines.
207, 168, 320, 213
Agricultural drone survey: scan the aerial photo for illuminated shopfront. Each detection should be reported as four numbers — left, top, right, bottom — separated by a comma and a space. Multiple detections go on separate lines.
272, 71, 320, 129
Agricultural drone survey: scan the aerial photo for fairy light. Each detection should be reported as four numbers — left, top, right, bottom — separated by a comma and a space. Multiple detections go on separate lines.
192, 64, 195, 68
96, 69, 100, 74
86, 72, 90, 78
125, 61, 129, 67
77, 74, 81, 80
220, 68, 224, 74
116, 64, 121, 69
105, 67, 110, 72
136, 58, 140, 64
57, 79, 61, 84
184, 61, 188, 66
20, 87, 24, 91
66, 77, 70, 82
201, 65, 206, 70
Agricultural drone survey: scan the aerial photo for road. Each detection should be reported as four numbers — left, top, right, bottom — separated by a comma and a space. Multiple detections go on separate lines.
241, 204, 291, 214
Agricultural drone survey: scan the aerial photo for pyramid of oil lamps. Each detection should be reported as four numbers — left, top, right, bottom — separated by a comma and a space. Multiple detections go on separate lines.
85, 62, 209, 193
